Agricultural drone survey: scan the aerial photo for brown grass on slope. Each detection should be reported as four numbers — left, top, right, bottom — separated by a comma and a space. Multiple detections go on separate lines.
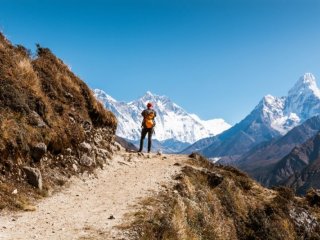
124, 154, 320, 240
0, 33, 117, 210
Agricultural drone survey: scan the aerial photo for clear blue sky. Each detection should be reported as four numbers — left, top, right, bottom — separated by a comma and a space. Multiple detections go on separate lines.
1, 0, 320, 124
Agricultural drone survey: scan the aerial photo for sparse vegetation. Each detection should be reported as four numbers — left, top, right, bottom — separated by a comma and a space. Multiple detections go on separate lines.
123, 153, 320, 240
0, 32, 117, 210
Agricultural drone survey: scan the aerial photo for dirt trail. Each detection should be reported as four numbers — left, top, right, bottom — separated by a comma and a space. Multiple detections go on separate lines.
0, 151, 187, 240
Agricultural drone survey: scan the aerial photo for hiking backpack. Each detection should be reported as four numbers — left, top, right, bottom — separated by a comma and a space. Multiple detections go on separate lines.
144, 110, 155, 128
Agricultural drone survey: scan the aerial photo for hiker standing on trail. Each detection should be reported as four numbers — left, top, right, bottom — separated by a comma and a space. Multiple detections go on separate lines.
138, 102, 156, 153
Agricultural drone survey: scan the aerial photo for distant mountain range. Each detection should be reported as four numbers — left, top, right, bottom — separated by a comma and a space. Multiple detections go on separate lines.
183, 73, 320, 163
94, 90, 231, 152
236, 115, 320, 191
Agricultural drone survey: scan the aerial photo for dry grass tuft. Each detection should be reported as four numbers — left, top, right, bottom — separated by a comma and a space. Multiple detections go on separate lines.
14, 199, 37, 211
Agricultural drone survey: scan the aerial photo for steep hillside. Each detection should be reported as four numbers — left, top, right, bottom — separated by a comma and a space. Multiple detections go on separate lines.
237, 115, 320, 183
268, 132, 320, 195
0, 33, 117, 210
122, 153, 320, 240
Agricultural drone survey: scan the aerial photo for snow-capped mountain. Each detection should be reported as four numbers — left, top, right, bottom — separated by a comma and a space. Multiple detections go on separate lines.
94, 90, 231, 144
228, 73, 320, 138
261, 73, 320, 134
188, 73, 320, 161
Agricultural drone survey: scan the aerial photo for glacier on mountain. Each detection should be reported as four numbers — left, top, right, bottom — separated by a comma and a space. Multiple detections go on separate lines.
94, 90, 231, 143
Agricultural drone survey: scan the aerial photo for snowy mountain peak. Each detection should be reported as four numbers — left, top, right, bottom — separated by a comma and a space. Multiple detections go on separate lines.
140, 91, 155, 100
145, 90, 154, 96
94, 90, 231, 143
251, 73, 320, 135
94, 89, 117, 102
288, 73, 320, 98
262, 94, 278, 105
138, 91, 169, 104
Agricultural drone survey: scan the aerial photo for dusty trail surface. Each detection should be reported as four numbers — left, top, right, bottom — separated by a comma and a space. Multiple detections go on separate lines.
0, 152, 186, 240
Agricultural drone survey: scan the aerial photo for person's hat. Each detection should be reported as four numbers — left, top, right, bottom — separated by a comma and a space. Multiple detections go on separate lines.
147, 102, 153, 108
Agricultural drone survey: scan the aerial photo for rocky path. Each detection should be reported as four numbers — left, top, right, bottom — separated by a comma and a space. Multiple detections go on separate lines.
0, 152, 186, 240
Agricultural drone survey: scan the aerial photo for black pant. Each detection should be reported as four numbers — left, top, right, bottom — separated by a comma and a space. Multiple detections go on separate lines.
139, 127, 153, 152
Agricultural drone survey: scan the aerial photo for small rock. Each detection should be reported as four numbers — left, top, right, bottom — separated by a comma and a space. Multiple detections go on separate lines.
173, 163, 181, 166
207, 171, 224, 188
79, 154, 93, 167
29, 111, 46, 127
65, 92, 73, 99
108, 215, 115, 220
94, 134, 103, 144
79, 142, 92, 153
83, 121, 92, 131
157, 150, 162, 156
31, 143, 47, 162
72, 164, 78, 172
12, 189, 18, 195
65, 148, 72, 155
23, 167, 43, 190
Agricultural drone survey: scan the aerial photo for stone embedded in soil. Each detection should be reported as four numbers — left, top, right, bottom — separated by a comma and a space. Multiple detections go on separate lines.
79, 142, 92, 153
80, 154, 94, 167
23, 167, 43, 190
31, 143, 47, 162
72, 164, 78, 172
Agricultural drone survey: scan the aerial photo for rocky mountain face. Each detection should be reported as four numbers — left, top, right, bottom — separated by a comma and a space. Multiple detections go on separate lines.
236, 115, 320, 184
0, 33, 117, 210
189, 73, 320, 163
94, 89, 230, 152
267, 132, 320, 195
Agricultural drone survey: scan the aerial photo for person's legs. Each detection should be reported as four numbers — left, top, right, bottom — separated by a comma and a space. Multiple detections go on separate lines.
139, 128, 148, 152
147, 128, 153, 153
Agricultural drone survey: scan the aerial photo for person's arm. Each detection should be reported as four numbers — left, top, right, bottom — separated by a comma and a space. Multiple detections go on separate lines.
141, 110, 145, 127
153, 110, 156, 127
